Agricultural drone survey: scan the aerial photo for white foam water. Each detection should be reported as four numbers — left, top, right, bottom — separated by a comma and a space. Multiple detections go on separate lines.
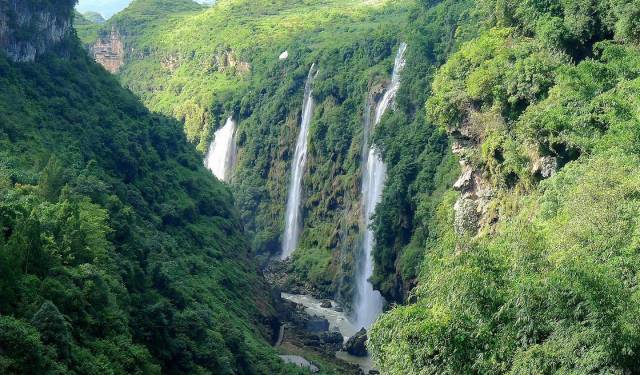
204, 116, 237, 182
281, 64, 317, 260
354, 43, 407, 329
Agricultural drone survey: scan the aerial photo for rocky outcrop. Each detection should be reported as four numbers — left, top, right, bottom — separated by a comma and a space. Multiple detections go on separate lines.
452, 162, 494, 236
205, 49, 251, 74
0, 0, 73, 62
90, 27, 124, 73
279, 355, 319, 373
305, 317, 330, 332
450, 119, 560, 236
532, 155, 558, 179
344, 328, 368, 357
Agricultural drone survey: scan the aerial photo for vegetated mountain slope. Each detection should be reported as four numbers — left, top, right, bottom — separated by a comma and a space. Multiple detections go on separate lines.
82, 11, 106, 24
81, 0, 412, 306
0, 2, 306, 374
370, 0, 640, 373
368, 0, 478, 302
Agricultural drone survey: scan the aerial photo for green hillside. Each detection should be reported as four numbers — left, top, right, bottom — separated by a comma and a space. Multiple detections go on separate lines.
0, 4, 308, 373
370, 0, 640, 373
20, 0, 640, 373
79, 0, 414, 305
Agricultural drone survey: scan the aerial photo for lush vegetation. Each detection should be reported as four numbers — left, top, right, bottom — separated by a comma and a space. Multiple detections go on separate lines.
7, 0, 640, 373
370, 0, 478, 302
79, 0, 413, 305
370, 0, 640, 373
0, 21, 311, 373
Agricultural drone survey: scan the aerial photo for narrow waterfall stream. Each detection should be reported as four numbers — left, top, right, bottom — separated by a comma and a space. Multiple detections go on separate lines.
354, 43, 407, 329
281, 64, 317, 260
204, 116, 237, 182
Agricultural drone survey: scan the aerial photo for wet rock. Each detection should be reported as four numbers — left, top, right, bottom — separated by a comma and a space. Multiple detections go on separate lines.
322, 331, 343, 344
334, 306, 344, 312
344, 328, 368, 357
303, 334, 321, 347
320, 300, 332, 308
305, 316, 329, 332
368, 371, 380, 375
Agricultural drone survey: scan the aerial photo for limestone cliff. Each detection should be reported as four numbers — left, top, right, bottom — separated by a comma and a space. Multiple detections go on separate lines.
449, 111, 558, 237
0, 0, 73, 62
90, 27, 124, 73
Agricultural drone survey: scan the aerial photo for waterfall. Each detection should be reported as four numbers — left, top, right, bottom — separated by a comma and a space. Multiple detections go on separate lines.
204, 116, 237, 182
281, 64, 317, 260
354, 43, 407, 329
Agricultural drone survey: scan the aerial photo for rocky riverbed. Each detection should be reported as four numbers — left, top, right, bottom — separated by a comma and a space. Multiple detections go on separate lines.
278, 293, 377, 374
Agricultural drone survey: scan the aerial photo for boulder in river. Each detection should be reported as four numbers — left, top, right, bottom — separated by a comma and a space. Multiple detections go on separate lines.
320, 300, 332, 308
320, 330, 344, 351
344, 328, 368, 357
305, 316, 330, 332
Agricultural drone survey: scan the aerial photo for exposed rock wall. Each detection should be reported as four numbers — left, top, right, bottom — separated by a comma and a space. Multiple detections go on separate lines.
90, 27, 124, 73
449, 113, 558, 237
0, 0, 73, 62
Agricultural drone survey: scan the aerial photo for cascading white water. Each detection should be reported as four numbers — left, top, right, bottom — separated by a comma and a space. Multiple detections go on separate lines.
204, 116, 237, 182
354, 43, 407, 329
281, 64, 317, 260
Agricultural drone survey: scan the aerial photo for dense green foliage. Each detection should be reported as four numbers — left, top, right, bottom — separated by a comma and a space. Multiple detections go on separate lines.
81, 11, 105, 24
370, 0, 640, 373
80, 0, 412, 305
370, 0, 478, 302
71, 1, 640, 372
0, 32, 308, 374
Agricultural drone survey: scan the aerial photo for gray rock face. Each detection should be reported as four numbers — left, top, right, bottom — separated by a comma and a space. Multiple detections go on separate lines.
454, 197, 480, 236
533, 155, 558, 179
0, 0, 73, 62
344, 328, 368, 357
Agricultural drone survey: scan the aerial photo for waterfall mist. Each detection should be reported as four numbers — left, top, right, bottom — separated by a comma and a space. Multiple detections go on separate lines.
281, 64, 317, 260
354, 43, 407, 329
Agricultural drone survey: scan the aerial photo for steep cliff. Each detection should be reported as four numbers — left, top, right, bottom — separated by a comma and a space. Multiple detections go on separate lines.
90, 26, 124, 73
0, 0, 74, 62
370, 1, 640, 374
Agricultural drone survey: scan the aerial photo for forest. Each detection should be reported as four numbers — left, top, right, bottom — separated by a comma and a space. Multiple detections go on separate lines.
2, 0, 640, 374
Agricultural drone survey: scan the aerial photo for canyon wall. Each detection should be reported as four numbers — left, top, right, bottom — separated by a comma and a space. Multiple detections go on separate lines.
0, 0, 73, 62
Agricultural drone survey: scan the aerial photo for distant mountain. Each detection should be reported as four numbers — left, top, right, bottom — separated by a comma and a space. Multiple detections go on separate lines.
82, 10, 106, 23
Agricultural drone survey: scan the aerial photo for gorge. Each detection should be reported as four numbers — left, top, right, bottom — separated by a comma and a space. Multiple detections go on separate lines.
4, 0, 640, 374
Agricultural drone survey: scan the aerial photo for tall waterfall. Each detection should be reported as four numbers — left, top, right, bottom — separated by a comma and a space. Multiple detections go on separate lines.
281, 64, 317, 260
204, 116, 237, 182
354, 43, 407, 329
